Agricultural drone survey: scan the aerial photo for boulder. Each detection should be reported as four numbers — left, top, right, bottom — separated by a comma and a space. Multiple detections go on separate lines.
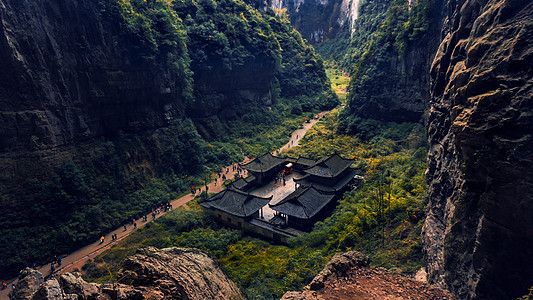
32, 279, 62, 300
11, 268, 44, 300
10, 247, 244, 300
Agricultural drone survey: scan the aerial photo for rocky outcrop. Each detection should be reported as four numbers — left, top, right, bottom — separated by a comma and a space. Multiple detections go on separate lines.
10, 247, 245, 300
281, 251, 454, 300
11, 268, 44, 300
424, 0, 533, 299
32, 279, 63, 300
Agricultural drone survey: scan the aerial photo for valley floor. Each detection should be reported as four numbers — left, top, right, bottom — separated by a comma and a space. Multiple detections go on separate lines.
0, 111, 329, 299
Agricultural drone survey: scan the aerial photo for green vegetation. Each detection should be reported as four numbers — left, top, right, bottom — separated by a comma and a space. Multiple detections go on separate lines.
340, 0, 437, 130
84, 109, 428, 299
325, 62, 351, 102
0, 0, 338, 278
517, 286, 533, 300
109, 0, 194, 98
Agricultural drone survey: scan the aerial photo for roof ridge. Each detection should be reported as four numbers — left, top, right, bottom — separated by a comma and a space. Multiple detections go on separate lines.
227, 187, 272, 199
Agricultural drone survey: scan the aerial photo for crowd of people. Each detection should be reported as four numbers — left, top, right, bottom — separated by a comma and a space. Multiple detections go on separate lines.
190, 163, 248, 195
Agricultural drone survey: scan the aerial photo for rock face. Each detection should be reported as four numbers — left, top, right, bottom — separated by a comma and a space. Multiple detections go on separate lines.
424, 0, 533, 299
0, 0, 276, 194
0, 0, 187, 153
281, 251, 454, 300
11, 268, 44, 300
10, 247, 245, 300
247, 0, 357, 43
0, 0, 275, 153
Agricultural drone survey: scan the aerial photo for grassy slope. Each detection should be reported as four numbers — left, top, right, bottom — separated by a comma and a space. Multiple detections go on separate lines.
325, 62, 351, 103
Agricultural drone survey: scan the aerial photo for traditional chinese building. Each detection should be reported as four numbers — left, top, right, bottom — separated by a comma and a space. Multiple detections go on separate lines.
292, 156, 317, 170
240, 152, 286, 184
294, 153, 361, 195
229, 174, 257, 192
269, 186, 335, 231
199, 187, 271, 228
200, 153, 362, 241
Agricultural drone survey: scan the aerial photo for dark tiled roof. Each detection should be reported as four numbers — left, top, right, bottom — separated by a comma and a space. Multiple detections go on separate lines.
297, 168, 362, 192
244, 174, 257, 183
230, 178, 249, 190
200, 188, 272, 217
293, 174, 311, 182
304, 153, 353, 178
295, 156, 317, 167
230, 174, 257, 190
269, 186, 335, 219
240, 152, 286, 173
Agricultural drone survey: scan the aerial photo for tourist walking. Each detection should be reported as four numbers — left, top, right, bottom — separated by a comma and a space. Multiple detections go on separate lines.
100, 236, 105, 244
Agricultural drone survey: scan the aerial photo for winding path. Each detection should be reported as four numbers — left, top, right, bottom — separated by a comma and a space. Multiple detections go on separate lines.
0, 111, 328, 298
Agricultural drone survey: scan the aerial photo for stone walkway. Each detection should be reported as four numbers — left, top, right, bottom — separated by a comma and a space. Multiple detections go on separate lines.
251, 172, 301, 221
0, 111, 328, 299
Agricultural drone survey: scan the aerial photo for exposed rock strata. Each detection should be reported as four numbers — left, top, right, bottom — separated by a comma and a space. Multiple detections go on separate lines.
424, 0, 533, 299
0, 0, 187, 152
281, 251, 454, 300
10, 247, 245, 300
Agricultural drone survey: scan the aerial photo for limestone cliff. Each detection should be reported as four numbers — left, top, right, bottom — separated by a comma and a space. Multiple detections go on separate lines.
341, 0, 445, 130
247, 0, 359, 43
0, 0, 188, 152
10, 247, 245, 300
424, 0, 533, 299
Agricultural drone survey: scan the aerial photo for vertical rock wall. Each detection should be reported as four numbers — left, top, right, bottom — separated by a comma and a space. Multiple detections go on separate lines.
424, 0, 533, 298
247, 0, 358, 43
0, 0, 186, 153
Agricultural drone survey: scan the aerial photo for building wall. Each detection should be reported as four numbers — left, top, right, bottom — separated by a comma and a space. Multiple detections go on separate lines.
205, 208, 291, 243
206, 210, 248, 229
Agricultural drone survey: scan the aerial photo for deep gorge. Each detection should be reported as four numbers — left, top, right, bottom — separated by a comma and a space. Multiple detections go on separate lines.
1, 0, 531, 299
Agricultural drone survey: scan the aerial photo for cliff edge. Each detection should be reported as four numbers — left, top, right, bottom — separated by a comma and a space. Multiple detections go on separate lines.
281, 251, 454, 300
424, 0, 533, 298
